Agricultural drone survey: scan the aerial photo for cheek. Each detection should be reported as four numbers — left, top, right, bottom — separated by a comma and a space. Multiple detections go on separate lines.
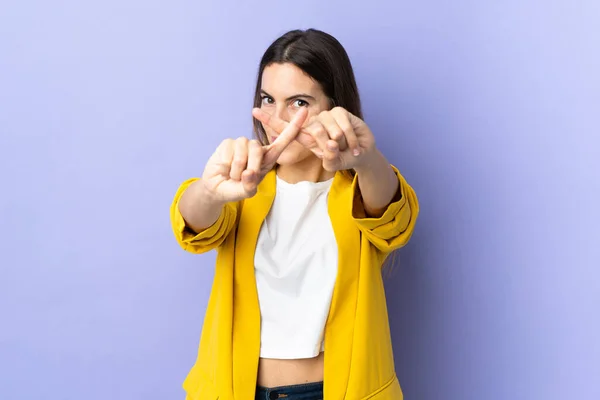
282, 141, 303, 151
262, 126, 276, 143
279, 141, 312, 159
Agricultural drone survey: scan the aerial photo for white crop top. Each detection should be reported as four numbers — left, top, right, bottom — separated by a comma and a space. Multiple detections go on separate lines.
254, 175, 338, 359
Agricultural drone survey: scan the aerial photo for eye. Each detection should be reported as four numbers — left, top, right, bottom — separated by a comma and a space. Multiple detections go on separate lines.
291, 99, 309, 108
261, 95, 274, 105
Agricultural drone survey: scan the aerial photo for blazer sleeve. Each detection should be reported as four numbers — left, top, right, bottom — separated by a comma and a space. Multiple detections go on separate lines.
351, 165, 419, 253
169, 178, 239, 254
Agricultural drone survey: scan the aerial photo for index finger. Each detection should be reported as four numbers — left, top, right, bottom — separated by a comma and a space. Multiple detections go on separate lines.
253, 107, 309, 158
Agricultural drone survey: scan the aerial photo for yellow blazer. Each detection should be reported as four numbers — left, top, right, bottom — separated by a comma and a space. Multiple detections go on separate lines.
170, 165, 419, 399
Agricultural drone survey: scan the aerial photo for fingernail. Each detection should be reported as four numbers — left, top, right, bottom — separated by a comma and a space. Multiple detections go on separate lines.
327, 143, 336, 151
353, 148, 361, 156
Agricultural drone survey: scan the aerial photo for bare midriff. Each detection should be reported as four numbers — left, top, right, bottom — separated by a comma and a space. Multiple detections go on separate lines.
257, 352, 325, 387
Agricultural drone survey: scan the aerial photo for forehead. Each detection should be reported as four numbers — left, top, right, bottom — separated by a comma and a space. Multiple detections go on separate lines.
261, 63, 323, 96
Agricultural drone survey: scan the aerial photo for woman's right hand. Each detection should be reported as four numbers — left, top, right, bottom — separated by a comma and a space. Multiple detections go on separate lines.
200, 107, 309, 204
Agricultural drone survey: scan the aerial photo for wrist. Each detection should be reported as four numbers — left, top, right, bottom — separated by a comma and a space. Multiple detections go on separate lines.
195, 179, 227, 208
354, 147, 384, 175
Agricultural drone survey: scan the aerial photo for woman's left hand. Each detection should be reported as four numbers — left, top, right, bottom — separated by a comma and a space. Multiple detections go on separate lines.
252, 106, 376, 171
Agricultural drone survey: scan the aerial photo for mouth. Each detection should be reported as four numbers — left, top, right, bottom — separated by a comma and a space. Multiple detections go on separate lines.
270, 136, 277, 143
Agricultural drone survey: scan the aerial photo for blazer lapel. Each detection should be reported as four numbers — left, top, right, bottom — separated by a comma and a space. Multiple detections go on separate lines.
232, 170, 276, 399
324, 172, 361, 399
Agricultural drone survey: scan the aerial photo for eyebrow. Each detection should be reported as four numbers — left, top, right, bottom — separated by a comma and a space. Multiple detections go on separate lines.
260, 89, 316, 102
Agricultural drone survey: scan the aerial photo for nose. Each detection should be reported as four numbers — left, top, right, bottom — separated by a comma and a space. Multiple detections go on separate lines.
274, 104, 290, 123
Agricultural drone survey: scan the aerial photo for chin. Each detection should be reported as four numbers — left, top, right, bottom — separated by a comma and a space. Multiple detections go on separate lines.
275, 144, 314, 166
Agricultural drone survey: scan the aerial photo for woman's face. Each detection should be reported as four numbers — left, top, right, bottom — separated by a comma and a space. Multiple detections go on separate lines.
259, 62, 331, 166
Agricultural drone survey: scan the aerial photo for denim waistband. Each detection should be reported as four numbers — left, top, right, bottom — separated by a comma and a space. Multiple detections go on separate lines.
255, 381, 323, 400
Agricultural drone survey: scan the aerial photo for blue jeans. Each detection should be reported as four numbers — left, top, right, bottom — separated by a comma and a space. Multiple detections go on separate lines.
255, 381, 323, 400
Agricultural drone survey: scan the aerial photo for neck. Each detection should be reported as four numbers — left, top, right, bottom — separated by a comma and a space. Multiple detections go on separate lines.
276, 157, 335, 184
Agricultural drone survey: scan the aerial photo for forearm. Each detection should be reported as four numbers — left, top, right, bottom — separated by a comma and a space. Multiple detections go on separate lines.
354, 149, 399, 217
178, 180, 225, 233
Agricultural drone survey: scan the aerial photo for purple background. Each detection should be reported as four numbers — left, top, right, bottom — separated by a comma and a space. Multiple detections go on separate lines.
1, 1, 599, 399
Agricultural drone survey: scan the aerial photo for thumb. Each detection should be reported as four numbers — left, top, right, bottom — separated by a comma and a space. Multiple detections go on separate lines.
241, 170, 259, 196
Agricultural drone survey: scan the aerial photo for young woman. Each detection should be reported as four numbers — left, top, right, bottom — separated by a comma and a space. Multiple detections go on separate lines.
170, 29, 419, 400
